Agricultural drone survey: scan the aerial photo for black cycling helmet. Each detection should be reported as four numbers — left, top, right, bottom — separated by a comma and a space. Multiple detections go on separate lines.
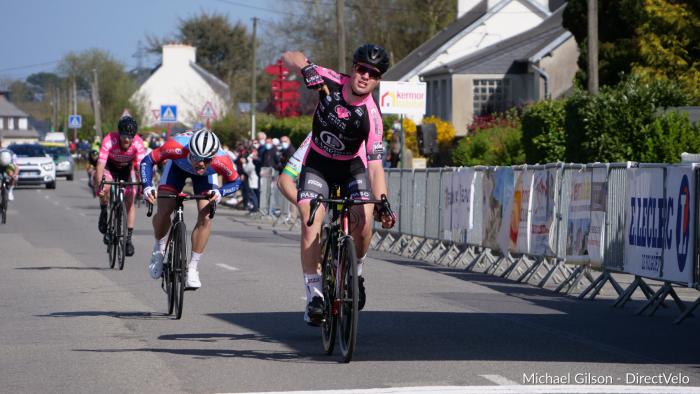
352, 44, 390, 75
88, 149, 99, 161
117, 116, 138, 137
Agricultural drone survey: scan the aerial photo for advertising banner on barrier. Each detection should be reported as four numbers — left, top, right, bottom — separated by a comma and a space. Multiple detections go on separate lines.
483, 167, 515, 253
452, 168, 474, 232
566, 169, 592, 263
624, 166, 696, 285
441, 171, 454, 233
530, 168, 557, 256
509, 169, 533, 254
588, 167, 608, 265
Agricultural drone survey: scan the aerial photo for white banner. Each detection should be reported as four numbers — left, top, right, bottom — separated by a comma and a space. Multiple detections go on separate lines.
452, 168, 474, 232
530, 168, 557, 256
483, 167, 515, 253
441, 171, 454, 233
379, 81, 427, 115
587, 167, 608, 266
624, 166, 695, 285
566, 169, 592, 264
509, 169, 533, 254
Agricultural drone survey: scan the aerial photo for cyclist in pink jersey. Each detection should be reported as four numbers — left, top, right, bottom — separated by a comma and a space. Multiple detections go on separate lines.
94, 116, 146, 256
283, 44, 397, 325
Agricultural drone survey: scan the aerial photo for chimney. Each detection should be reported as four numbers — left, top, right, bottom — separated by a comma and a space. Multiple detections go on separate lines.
162, 44, 197, 67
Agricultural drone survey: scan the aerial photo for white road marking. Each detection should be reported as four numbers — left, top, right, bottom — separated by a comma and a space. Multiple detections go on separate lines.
80, 177, 88, 181
480, 375, 520, 386
79, 212, 86, 217
44, 195, 49, 199
216, 263, 239, 271
219, 385, 700, 394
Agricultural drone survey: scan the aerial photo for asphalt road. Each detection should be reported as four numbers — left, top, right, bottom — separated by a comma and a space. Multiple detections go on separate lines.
1, 179, 700, 394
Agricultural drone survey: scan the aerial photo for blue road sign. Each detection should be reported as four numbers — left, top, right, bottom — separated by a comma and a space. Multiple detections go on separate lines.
192, 122, 204, 130
160, 105, 177, 123
68, 115, 82, 129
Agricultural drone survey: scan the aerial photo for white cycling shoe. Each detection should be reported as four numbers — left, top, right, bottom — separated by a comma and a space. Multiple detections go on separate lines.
149, 252, 164, 279
186, 269, 201, 289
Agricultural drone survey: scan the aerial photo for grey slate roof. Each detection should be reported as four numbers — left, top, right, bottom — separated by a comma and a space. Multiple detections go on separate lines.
191, 63, 231, 104
421, 5, 568, 78
0, 95, 28, 117
383, 0, 488, 81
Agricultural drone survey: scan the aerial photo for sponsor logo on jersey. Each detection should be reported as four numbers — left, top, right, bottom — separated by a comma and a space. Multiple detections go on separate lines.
319, 131, 346, 151
299, 191, 317, 199
307, 179, 323, 188
355, 108, 364, 117
373, 141, 385, 154
335, 106, 350, 120
333, 92, 341, 101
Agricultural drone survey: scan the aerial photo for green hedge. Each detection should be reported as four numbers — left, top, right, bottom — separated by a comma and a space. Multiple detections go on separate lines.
521, 99, 566, 163
452, 125, 525, 166
639, 111, 700, 163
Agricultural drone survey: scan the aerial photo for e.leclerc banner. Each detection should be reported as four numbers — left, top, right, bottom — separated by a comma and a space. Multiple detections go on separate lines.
624, 165, 695, 285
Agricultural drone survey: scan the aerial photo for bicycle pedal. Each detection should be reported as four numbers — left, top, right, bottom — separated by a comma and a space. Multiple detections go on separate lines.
184, 286, 199, 291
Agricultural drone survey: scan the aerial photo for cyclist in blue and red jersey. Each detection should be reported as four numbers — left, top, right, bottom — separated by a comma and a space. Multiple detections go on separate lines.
140, 128, 240, 289
283, 44, 397, 325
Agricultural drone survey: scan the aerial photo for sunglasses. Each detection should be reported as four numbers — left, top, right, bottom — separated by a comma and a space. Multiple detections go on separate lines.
189, 153, 212, 164
354, 64, 382, 79
119, 133, 134, 139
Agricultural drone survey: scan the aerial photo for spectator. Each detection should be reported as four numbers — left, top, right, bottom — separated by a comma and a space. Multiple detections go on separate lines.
242, 150, 260, 212
386, 133, 412, 168
261, 137, 281, 169
278, 135, 296, 173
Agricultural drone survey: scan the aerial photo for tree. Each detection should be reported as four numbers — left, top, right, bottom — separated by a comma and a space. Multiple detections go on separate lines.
633, 0, 700, 103
26, 72, 62, 96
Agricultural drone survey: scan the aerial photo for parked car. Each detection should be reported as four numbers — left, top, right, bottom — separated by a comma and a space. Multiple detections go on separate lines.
40, 142, 74, 180
9, 144, 56, 189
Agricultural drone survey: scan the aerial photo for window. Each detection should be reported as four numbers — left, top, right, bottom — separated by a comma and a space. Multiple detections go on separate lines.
7, 117, 14, 130
0, 117, 4, 129
472, 78, 511, 116
427, 78, 451, 120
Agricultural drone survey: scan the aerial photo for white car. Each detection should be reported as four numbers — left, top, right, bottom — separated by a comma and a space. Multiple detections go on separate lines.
9, 144, 57, 189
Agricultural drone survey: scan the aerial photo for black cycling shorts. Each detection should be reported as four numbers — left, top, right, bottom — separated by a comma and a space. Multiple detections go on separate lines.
297, 149, 369, 203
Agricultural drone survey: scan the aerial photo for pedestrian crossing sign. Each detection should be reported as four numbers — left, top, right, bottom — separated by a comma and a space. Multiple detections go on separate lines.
160, 105, 177, 123
68, 115, 82, 129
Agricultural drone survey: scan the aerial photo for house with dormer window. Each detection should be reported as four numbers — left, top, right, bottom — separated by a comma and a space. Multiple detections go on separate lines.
0, 91, 39, 145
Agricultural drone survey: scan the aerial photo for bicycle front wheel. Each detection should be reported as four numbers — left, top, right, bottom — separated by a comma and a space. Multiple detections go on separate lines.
337, 236, 359, 363
173, 221, 188, 320
320, 226, 337, 355
117, 202, 128, 270
1, 184, 7, 224
107, 206, 117, 269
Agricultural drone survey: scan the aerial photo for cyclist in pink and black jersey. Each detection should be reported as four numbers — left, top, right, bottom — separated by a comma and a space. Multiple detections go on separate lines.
94, 116, 146, 256
283, 44, 396, 325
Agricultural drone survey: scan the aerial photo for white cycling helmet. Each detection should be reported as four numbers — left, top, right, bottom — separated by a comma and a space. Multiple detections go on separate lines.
188, 128, 220, 160
0, 149, 12, 167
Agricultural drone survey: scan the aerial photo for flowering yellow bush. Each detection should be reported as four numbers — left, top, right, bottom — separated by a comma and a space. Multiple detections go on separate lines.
422, 115, 455, 148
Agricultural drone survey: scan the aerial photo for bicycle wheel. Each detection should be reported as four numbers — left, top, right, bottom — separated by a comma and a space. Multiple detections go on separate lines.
320, 226, 337, 355
164, 239, 176, 316
107, 206, 117, 269
337, 236, 359, 363
1, 184, 7, 224
173, 221, 188, 319
117, 202, 128, 270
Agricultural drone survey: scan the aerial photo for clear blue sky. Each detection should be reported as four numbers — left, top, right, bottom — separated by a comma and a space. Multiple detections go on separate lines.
0, 0, 286, 80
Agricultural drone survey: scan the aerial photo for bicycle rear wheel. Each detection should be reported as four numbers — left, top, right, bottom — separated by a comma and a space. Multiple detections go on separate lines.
1, 184, 7, 224
107, 206, 117, 269
173, 221, 188, 319
117, 202, 127, 270
337, 236, 359, 363
320, 226, 337, 355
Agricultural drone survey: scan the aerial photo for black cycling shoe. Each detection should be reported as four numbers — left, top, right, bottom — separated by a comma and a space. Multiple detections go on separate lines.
306, 296, 324, 323
98, 210, 108, 234
103, 233, 110, 245
125, 239, 135, 256
358, 276, 366, 311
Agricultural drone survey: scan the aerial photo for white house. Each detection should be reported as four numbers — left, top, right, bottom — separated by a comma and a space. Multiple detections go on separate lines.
0, 91, 39, 145
131, 44, 231, 128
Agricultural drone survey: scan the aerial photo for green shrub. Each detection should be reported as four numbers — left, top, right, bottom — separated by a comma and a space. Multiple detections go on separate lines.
452, 125, 525, 166
521, 99, 566, 163
639, 111, 700, 163
564, 76, 688, 162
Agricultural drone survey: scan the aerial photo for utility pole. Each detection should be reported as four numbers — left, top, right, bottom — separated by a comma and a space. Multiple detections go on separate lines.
587, 0, 599, 94
63, 84, 68, 135
51, 86, 57, 132
91, 69, 103, 138
250, 17, 258, 141
336, 0, 346, 72
72, 76, 78, 142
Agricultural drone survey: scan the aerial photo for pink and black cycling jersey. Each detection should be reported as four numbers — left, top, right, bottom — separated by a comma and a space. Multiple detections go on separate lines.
97, 132, 146, 172
307, 65, 384, 163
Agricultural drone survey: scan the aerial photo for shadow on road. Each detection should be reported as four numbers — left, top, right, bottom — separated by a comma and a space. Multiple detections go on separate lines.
37, 311, 171, 319
16, 266, 111, 271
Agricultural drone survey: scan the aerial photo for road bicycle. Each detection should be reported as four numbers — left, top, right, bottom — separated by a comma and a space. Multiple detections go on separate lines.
307, 187, 392, 363
147, 193, 216, 319
100, 176, 141, 270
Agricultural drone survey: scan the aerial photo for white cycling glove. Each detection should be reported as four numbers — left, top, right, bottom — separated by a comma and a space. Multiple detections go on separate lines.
143, 186, 156, 201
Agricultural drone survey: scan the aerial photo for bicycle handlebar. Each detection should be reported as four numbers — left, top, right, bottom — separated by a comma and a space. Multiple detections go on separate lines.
306, 194, 391, 227
98, 175, 140, 190
146, 193, 217, 219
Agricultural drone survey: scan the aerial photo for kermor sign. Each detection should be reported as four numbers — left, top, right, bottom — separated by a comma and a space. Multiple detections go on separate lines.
379, 81, 426, 115
623, 165, 695, 285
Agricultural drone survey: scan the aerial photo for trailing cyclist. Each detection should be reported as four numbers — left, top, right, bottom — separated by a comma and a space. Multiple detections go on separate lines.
283, 44, 397, 325
0, 146, 18, 201
140, 128, 241, 289
94, 116, 147, 256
